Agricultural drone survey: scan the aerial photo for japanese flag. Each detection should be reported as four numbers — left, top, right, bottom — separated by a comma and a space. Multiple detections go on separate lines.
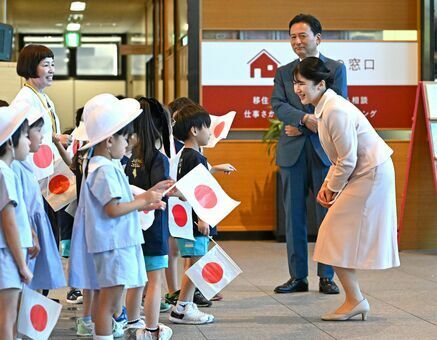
17, 286, 62, 340
41, 159, 77, 212
174, 164, 240, 227
28, 132, 55, 180
130, 185, 155, 231
168, 197, 194, 240
205, 111, 236, 148
186, 243, 242, 300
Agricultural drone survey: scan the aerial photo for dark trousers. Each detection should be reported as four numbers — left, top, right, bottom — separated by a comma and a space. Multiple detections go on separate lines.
280, 139, 334, 280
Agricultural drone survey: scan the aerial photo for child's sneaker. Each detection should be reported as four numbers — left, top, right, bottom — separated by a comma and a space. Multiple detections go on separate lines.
67, 288, 83, 304
114, 306, 128, 328
124, 318, 146, 339
164, 290, 180, 306
112, 318, 125, 338
210, 293, 223, 301
76, 318, 93, 337
136, 323, 173, 340
194, 289, 212, 307
160, 301, 171, 313
169, 302, 214, 325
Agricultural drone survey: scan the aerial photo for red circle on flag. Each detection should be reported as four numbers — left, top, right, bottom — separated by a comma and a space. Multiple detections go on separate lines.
172, 204, 188, 227
33, 144, 53, 169
201, 262, 224, 284
194, 185, 217, 209
49, 175, 70, 194
30, 304, 48, 332
213, 122, 225, 138
142, 210, 150, 214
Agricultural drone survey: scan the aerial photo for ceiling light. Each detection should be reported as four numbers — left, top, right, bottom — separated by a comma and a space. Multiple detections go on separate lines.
66, 22, 81, 31
70, 1, 86, 11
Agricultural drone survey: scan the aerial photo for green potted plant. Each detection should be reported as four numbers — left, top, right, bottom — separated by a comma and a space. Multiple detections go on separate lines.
262, 118, 283, 161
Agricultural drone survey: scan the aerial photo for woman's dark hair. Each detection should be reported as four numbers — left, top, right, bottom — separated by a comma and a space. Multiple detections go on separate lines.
172, 104, 211, 141
17, 44, 54, 79
289, 14, 322, 35
0, 120, 29, 156
133, 98, 162, 170
75, 107, 84, 128
0, 100, 8, 107
30, 117, 44, 129
168, 97, 198, 114
293, 57, 333, 88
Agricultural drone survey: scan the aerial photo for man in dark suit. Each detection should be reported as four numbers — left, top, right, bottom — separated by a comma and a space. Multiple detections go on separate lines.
271, 14, 347, 294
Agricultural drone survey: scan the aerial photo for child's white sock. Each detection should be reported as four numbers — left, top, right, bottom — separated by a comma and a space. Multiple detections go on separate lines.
93, 335, 113, 340
176, 300, 190, 312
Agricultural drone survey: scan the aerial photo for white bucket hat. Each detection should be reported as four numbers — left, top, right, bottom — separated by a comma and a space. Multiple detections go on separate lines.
0, 102, 30, 146
80, 94, 142, 150
11, 100, 43, 126
71, 121, 88, 141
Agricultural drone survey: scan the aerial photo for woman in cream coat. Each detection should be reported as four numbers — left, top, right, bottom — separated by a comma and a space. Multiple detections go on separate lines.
291, 57, 400, 321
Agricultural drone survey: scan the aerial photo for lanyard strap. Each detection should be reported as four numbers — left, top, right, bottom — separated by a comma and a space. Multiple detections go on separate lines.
24, 83, 58, 133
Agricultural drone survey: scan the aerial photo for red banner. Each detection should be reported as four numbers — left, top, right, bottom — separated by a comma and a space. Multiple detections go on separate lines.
202, 85, 417, 129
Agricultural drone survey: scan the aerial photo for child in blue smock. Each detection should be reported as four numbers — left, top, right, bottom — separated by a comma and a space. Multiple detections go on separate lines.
0, 104, 35, 339
125, 97, 181, 340
77, 94, 173, 340
12, 107, 66, 291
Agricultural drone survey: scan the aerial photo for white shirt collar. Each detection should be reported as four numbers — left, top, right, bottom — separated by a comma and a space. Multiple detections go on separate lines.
87, 156, 115, 173
299, 51, 320, 62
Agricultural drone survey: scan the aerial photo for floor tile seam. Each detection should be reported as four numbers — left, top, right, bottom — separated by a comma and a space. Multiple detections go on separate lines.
393, 267, 437, 285
196, 324, 211, 339
364, 291, 437, 327
248, 281, 337, 340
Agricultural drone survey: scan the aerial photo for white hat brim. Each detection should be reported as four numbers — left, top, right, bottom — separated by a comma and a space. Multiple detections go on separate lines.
0, 110, 28, 147
79, 107, 142, 151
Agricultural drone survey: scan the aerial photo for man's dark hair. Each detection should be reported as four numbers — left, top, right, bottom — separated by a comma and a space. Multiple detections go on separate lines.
17, 44, 54, 79
289, 14, 322, 36
172, 104, 211, 142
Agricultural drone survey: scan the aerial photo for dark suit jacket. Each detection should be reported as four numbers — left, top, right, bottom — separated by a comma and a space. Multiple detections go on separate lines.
271, 54, 348, 167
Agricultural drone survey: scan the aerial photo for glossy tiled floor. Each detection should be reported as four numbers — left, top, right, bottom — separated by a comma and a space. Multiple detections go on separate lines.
47, 241, 437, 339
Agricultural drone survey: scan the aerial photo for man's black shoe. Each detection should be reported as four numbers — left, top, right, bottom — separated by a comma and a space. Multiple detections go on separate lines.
274, 278, 308, 293
319, 278, 340, 294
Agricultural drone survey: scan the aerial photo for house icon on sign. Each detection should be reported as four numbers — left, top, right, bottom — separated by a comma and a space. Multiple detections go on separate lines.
247, 49, 281, 78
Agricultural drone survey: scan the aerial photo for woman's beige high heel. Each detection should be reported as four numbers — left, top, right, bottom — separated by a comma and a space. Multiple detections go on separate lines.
321, 298, 370, 321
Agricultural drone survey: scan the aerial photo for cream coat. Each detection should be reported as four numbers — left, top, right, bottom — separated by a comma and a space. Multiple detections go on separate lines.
313, 89, 400, 269
315, 89, 393, 192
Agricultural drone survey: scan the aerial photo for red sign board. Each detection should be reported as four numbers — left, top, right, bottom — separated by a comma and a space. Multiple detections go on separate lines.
202, 85, 417, 129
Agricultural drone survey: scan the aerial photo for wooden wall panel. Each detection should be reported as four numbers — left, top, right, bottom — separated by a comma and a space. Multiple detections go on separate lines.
202, 0, 418, 31
203, 140, 409, 232
203, 141, 277, 231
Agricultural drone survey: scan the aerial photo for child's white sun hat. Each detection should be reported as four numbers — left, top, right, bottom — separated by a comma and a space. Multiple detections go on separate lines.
0, 102, 31, 146
80, 93, 142, 150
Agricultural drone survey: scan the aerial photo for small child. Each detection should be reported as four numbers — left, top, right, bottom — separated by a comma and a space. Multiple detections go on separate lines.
11, 105, 66, 291
0, 104, 34, 338
168, 105, 235, 325
74, 94, 173, 340
125, 97, 179, 339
